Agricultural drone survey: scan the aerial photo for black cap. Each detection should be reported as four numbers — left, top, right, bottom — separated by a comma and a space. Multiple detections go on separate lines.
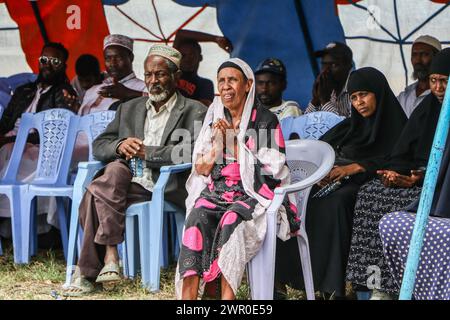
314, 41, 353, 65
254, 58, 287, 78
429, 47, 450, 76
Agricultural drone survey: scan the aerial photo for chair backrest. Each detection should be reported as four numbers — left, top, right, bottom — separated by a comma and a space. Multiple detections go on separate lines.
7, 73, 38, 92
285, 139, 335, 228
2, 109, 79, 185
78, 110, 116, 160
281, 111, 345, 140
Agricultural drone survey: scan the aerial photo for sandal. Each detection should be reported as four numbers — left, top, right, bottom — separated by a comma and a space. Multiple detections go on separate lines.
95, 262, 121, 284
62, 274, 95, 297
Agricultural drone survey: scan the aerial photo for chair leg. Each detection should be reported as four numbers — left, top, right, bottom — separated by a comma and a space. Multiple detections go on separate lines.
249, 212, 277, 300
8, 190, 23, 263
148, 203, 164, 293
56, 197, 69, 260
124, 215, 136, 279
30, 197, 37, 257
298, 235, 315, 300
118, 242, 128, 278
137, 213, 150, 287
18, 194, 33, 264
160, 212, 169, 269
65, 198, 80, 287
173, 209, 185, 261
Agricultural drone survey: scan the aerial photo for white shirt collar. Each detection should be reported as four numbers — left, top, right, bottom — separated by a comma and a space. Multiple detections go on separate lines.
146, 91, 178, 114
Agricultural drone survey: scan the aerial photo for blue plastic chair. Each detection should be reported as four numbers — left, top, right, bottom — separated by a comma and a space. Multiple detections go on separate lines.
281, 111, 345, 140
0, 109, 79, 264
7, 73, 37, 92
65, 160, 190, 291
77, 111, 116, 161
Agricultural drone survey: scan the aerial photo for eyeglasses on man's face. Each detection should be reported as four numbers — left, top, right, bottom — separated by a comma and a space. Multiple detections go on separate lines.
39, 56, 62, 68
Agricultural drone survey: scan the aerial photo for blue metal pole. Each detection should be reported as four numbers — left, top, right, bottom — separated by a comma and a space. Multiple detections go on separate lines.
399, 76, 450, 300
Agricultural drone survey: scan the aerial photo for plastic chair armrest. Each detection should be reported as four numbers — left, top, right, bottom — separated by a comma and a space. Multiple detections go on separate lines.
160, 163, 192, 174
273, 169, 330, 196
154, 163, 192, 192
73, 161, 104, 189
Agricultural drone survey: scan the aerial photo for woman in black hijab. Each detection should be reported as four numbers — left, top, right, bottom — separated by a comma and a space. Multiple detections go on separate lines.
379, 48, 450, 300
347, 48, 450, 300
275, 67, 407, 299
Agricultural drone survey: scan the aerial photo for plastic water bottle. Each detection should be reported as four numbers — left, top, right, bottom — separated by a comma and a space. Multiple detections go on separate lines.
129, 157, 143, 177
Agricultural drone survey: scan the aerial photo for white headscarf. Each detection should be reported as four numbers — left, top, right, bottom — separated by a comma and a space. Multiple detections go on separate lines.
186, 58, 271, 211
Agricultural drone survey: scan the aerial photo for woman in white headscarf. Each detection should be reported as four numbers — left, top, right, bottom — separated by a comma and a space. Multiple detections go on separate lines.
175, 58, 299, 299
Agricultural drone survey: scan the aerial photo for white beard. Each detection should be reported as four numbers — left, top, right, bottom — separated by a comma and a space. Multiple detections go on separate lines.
149, 91, 170, 102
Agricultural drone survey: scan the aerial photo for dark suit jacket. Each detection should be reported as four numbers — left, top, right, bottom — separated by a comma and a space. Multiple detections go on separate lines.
0, 79, 76, 146
93, 92, 207, 208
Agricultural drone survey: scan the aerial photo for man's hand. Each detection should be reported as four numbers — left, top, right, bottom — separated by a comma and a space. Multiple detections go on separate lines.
377, 170, 424, 188
98, 79, 141, 101
62, 89, 80, 112
311, 70, 336, 106
118, 137, 144, 160
215, 36, 233, 53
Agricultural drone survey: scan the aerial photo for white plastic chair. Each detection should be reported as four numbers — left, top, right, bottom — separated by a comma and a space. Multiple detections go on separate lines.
248, 139, 335, 300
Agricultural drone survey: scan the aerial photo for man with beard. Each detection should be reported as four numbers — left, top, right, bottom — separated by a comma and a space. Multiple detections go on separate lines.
305, 42, 353, 117
68, 34, 146, 115
62, 44, 207, 296
397, 35, 441, 118
0, 42, 77, 148
254, 57, 302, 120
0, 42, 76, 241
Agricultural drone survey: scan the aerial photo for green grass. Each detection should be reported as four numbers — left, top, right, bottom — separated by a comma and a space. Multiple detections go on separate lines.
0, 241, 309, 300
0, 242, 175, 300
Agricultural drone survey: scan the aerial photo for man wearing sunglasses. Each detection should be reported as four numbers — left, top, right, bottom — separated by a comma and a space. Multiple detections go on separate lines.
0, 42, 77, 148
69, 34, 146, 115
0, 42, 77, 242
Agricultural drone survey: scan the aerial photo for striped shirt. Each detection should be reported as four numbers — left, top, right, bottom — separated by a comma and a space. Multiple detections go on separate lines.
305, 73, 352, 117
304, 89, 351, 118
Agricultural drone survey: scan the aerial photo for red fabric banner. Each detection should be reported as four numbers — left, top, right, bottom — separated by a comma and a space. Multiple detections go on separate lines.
5, 0, 110, 79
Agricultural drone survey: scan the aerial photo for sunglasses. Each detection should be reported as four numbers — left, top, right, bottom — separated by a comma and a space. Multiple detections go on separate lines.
39, 56, 62, 67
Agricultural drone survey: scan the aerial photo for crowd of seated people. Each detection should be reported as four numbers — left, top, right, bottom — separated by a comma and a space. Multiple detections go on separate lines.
0, 30, 449, 301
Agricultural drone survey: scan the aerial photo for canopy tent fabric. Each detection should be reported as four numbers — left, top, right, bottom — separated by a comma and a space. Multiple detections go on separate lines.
338, 0, 449, 95
176, 0, 346, 108
0, 0, 109, 81
0, 0, 448, 108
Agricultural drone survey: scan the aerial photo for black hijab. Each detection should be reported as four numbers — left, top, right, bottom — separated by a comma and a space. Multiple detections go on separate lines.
387, 48, 450, 174
320, 67, 407, 173
405, 48, 450, 217
386, 93, 442, 174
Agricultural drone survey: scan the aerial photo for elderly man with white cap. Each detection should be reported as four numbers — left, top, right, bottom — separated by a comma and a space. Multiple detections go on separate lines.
62, 44, 207, 296
66, 34, 147, 114
397, 35, 441, 118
